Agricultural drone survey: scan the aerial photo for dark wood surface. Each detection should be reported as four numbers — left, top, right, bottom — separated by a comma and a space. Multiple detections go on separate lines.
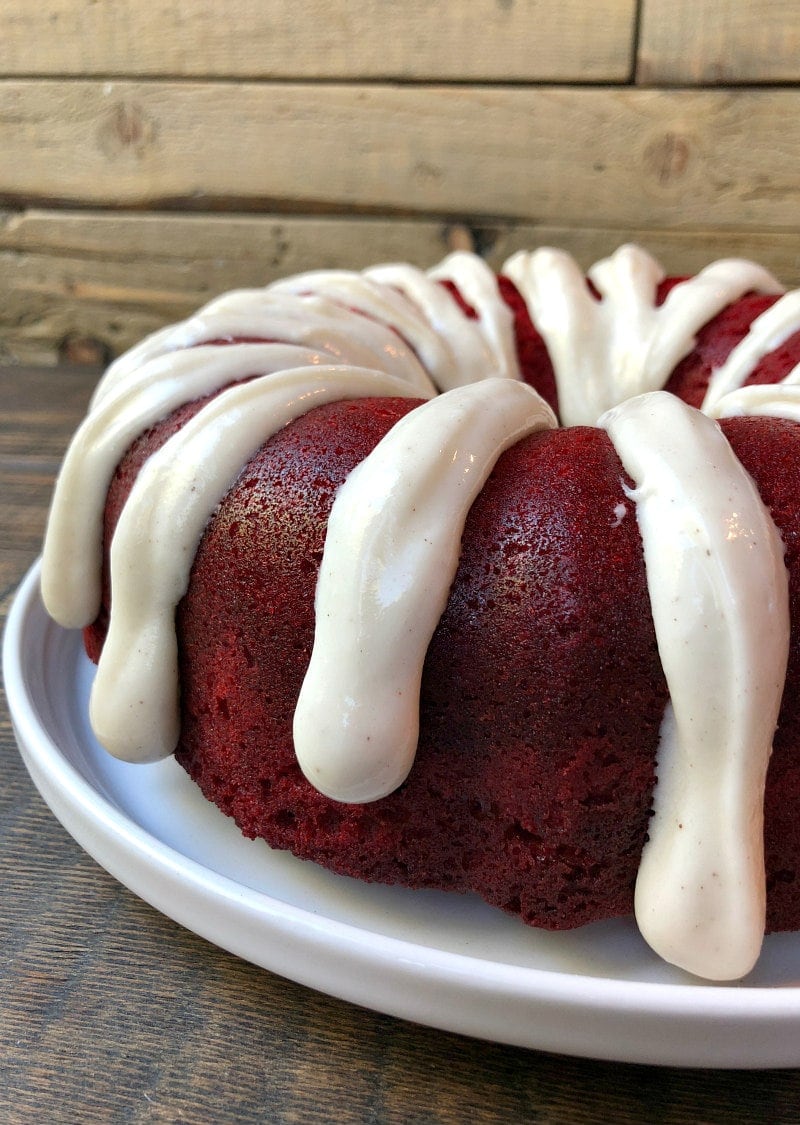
3, 365, 800, 1124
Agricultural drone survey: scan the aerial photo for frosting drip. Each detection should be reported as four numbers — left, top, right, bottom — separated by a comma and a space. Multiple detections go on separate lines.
88, 367, 424, 763
43, 343, 340, 628
272, 251, 521, 391
600, 392, 790, 980
503, 244, 783, 426
40, 245, 800, 979
266, 270, 458, 389
711, 380, 800, 424
702, 289, 800, 413
90, 290, 437, 408
293, 378, 556, 802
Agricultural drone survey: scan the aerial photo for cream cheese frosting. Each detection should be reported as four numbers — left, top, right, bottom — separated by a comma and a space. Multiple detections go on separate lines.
294, 378, 556, 802
503, 245, 782, 426
43, 343, 341, 628
600, 392, 789, 980
88, 366, 424, 763
703, 290, 800, 414
40, 244, 800, 980
711, 381, 800, 423
90, 290, 438, 408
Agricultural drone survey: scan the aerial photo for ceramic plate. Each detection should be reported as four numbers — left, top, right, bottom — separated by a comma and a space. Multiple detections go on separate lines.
5, 561, 800, 1068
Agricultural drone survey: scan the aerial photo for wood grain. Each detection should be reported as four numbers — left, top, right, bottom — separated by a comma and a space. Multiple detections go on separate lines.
2, 81, 800, 231
2, 2, 800, 1108
638, 0, 800, 84
493, 224, 800, 285
4, 368, 800, 1120
3, 210, 800, 366
1, 0, 636, 82
0, 210, 464, 363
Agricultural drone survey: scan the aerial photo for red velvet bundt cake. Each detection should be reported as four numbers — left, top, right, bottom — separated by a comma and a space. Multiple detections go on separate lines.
41, 245, 800, 981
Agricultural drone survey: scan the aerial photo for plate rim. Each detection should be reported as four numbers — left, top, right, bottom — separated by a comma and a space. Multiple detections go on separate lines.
6, 559, 800, 1068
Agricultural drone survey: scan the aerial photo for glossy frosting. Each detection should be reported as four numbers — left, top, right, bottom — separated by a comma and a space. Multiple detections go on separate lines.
43, 343, 354, 627
504, 245, 782, 426
703, 289, 800, 413
272, 251, 520, 391
600, 393, 789, 980
88, 367, 424, 763
294, 378, 556, 802
41, 243, 800, 979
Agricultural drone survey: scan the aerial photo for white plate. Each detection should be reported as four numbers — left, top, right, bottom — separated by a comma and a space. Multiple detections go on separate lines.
5, 561, 800, 1068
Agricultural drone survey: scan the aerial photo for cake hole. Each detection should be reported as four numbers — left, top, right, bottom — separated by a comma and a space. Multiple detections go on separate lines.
316, 808, 342, 833
770, 869, 796, 885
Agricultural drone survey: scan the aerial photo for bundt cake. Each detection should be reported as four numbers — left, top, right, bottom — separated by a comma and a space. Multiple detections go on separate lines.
40, 244, 800, 982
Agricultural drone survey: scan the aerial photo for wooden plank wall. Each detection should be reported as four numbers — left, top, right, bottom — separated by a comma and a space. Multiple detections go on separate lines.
1, 0, 799, 365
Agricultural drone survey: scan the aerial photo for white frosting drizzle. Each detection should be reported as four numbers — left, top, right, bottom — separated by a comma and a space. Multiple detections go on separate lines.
600, 392, 790, 980
91, 291, 436, 408
702, 289, 800, 413
266, 270, 458, 389
88, 367, 425, 763
502, 244, 783, 426
293, 378, 556, 802
711, 380, 800, 423
268, 252, 521, 391
42, 343, 337, 628
425, 250, 521, 383
40, 246, 800, 980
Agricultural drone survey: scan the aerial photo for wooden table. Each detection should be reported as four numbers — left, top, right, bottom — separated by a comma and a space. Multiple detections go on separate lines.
3, 365, 800, 1123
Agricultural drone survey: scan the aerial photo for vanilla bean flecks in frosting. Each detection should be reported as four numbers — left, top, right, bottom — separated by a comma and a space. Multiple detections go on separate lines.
43, 343, 340, 628
90, 290, 437, 409
87, 367, 425, 764
600, 392, 790, 980
38, 245, 800, 981
368, 252, 521, 388
270, 251, 521, 391
293, 378, 557, 803
503, 244, 783, 426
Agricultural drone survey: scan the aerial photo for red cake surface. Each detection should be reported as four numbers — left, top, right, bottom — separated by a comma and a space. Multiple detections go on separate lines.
81, 265, 800, 939
722, 416, 800, 931
499, 275, 798, 418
